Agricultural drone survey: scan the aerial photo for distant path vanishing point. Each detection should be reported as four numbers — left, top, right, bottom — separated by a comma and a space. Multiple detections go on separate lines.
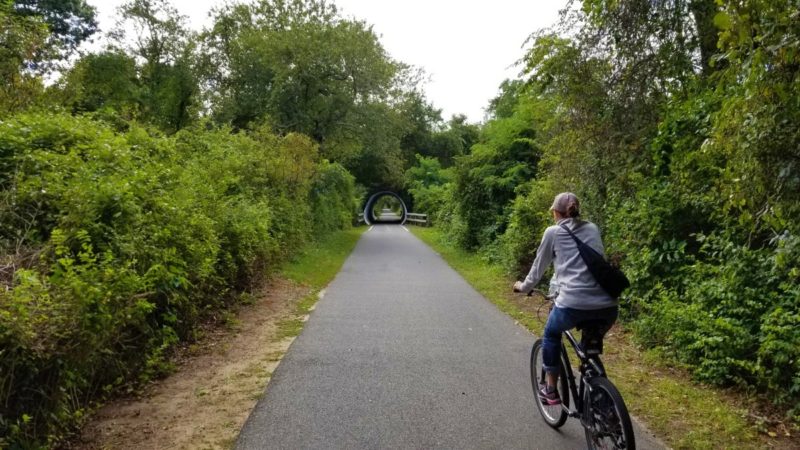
236, 225, 663, 449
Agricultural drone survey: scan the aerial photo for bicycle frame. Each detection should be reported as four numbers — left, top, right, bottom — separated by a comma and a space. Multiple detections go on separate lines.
558, 329, 607, 421
527, 290, 610, 421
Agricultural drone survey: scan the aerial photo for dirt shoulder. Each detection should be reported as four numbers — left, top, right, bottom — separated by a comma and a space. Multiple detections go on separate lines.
74, 277, 312, 450
71, 227, 365, 450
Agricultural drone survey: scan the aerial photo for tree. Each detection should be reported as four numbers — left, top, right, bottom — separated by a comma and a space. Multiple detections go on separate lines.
0, 0, 48, 113
488, 79, 525, 120
112, 0, 198, 132
205, 0, 397, 139
340, 101, 406, 190
114, 0, 188, 68
12, 0, 97, 57
429, 115, 479, 166
61, 51, 140, 116
450, 98, 541, 249
202, 0, 408, 188
395, 90, 442, 164
0, 0, 98, 112
406, 154, 451, 188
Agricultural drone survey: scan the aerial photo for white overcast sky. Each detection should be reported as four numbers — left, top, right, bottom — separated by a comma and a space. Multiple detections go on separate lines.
85, 0, 565, 123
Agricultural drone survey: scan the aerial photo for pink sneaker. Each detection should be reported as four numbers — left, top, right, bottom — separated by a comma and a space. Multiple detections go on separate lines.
539, 386, 561, 405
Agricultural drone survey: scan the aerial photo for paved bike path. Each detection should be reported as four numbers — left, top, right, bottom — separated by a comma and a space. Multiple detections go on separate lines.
236, 225, 663, 449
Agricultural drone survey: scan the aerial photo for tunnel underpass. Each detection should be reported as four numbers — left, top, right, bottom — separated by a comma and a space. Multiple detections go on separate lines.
363, 191, 408, 225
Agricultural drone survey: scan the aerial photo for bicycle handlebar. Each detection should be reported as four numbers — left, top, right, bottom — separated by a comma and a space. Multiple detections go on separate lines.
523, 288, 555, 301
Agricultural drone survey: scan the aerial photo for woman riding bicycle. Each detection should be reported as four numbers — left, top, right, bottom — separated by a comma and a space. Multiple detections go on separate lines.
513, 192, 618, 405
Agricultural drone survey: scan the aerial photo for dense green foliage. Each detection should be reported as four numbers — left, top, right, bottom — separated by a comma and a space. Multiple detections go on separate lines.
0, 113, 356, 445
60, 0, 199, 133
12, 0, 97, 54
0, 0, 96, 111
404, 155, 453, 224
0, 0, 49, 112
406, 0, 800, 419
202, 0, 409, 190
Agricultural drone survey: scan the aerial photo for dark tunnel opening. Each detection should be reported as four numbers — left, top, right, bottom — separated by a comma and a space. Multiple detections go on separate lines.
363, 191, 408, 225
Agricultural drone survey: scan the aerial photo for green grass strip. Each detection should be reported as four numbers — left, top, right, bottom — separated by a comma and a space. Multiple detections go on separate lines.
411, 226, 763, 450
282, 227, 366, 289
276, 227, 366, 335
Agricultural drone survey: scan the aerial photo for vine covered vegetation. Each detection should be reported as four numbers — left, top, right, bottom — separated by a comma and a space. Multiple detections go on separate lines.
406, 0, 800, 423
0, 113, 360, 445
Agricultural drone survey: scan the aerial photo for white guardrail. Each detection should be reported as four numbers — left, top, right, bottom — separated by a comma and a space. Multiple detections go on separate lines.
357, 212, 428, 226
405, 213, 428, 226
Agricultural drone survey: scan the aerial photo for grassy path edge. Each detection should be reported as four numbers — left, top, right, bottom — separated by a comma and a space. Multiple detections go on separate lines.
74, 227, 366, 450
411, 226, 779, 450
275, 226, 367, 339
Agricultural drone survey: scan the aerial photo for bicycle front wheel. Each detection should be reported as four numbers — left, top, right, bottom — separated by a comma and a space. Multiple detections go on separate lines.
583, 376, 635, 450
530, 339, 569, 428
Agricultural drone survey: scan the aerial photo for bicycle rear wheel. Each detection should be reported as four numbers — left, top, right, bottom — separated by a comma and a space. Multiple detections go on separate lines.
530, 339, 569, 428
583, 376, 635, 450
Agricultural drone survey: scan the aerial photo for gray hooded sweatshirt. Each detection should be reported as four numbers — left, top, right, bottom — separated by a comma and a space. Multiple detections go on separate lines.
518, 218, 617, 310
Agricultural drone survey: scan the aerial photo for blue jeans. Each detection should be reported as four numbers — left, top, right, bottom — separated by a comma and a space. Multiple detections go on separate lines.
542, 305, 618, 373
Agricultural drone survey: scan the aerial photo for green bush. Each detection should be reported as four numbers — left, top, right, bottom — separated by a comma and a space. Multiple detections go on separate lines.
310, 160, 356, 237
404, 154, 453, 225
632, 232, 800, 413
0, 113, 355, 446
448, 111, 540, 249
499, 180, 555, 276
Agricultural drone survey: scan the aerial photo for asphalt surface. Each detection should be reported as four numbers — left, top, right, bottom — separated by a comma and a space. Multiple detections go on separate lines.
236, 225, 664, 449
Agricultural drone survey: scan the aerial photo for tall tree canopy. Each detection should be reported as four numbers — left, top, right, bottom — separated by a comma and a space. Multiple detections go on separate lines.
61, 51, 140, 117
203, 0, 396, 136
201, 0, 412, 189
0, 1, 47, 111
12, 0, 97, 54
97, 0, 198, 132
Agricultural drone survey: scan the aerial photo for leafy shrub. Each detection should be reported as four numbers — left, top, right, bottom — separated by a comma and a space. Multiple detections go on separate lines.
404, 154, 453, 225
0, 113, 355, 446
310, 160, 356, 237
499, 180, 555, 276
633, 234, 799, 415
448, 110, 540, 249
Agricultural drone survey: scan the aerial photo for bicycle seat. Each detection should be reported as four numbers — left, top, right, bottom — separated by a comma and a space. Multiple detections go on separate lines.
576, 320, 608, 355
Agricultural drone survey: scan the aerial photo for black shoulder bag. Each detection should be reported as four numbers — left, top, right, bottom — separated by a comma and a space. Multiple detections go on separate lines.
559, 224, 630, 299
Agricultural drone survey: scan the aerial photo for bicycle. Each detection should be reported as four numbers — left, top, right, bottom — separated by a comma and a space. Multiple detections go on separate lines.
528, 290, 635, 450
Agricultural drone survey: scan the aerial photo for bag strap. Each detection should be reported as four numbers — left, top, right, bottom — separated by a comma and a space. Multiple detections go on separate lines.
560, 223, 607, 259
559, 223, 585, 246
